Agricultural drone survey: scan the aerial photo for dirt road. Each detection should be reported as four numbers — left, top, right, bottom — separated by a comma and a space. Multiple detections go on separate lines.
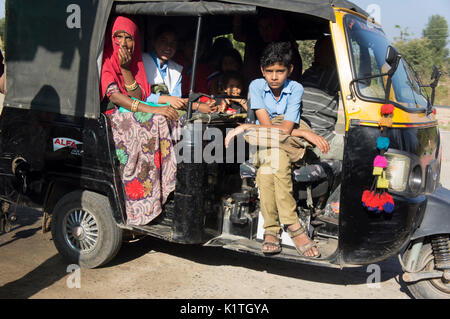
0, 206, 411, 299
1, 106, 449, 300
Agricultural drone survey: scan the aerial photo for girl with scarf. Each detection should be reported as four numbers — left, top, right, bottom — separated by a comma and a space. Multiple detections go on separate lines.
100, 16, 179, 226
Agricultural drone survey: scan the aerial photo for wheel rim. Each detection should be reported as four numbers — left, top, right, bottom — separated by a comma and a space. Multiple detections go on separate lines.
63, 208, 99, 253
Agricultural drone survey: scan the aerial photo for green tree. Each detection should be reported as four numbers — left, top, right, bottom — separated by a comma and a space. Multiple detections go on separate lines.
215, 34, 245, 60
0, 17, 4, 46
392, 16, 450, 105
393, 38, 435, 77
422, 14, 449, 64
297, 40, 316, 71
394, 25, 410, 42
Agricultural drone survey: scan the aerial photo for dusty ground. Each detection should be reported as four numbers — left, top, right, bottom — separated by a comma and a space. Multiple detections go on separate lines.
0, 207, 412, 299
0, 100, 449, 300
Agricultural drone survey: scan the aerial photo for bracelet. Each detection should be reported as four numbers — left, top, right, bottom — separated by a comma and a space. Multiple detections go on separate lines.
125, 81, 138, 91
131, 99, 139, 112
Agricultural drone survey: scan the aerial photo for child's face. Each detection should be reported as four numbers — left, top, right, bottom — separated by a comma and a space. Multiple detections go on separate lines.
224, 79, 242, 97
154, 31, 177, 62
261, 62, 293, 91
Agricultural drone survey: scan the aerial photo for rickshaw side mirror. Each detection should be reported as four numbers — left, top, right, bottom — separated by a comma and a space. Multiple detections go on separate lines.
430, 64, 442, 88
431, 65, 439, 81
385, 46, 401, 76
428, 65, 442, 106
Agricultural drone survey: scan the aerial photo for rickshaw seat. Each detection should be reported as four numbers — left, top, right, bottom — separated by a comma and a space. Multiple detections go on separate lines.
239, 159, 342, 183
292, 159, 342, 183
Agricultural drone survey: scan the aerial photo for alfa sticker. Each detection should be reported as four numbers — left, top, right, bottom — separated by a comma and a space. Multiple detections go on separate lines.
53, 137, 83, 151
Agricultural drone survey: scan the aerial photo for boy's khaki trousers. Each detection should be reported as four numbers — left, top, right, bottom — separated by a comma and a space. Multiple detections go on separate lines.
255, 147, 299, 236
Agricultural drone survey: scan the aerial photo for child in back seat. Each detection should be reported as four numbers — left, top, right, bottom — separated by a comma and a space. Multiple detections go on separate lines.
215, 71, 248, 114
142, 24, 186, 110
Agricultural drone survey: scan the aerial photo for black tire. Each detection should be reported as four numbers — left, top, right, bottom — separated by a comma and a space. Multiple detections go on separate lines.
403, 241, 450, 299
51, 190, 123, 269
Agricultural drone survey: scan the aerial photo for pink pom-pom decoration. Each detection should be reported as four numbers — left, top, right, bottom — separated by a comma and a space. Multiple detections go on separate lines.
373, 155, 388, 168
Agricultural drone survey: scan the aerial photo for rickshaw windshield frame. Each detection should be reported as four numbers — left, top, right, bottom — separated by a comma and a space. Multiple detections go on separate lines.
343, 14, 428, 112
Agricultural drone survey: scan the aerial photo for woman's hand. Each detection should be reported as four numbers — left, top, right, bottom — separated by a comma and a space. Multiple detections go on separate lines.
151, 106, 179, 121
118, 46, 132, 70
225, 124, 252, 148
302, 131, 330, 154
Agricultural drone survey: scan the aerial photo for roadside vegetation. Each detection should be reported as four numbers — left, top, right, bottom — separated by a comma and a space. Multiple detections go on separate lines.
393, 15, 450, 106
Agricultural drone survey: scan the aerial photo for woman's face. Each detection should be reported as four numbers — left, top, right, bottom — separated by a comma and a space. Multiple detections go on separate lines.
224, 79, 242, 97
114, 31, 134, 54
154, 32, 177, 62
221, 56, 240, 73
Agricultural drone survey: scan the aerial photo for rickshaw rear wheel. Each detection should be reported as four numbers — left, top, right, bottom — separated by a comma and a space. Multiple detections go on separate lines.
51, 190, 123, 269
403, 241, 450, 299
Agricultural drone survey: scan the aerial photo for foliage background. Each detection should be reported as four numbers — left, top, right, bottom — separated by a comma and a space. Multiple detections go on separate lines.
389, 14, 449, 105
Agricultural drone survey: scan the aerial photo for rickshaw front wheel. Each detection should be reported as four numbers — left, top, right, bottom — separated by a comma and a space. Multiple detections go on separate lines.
403, 241, 450, 299
51, 190, 123, 269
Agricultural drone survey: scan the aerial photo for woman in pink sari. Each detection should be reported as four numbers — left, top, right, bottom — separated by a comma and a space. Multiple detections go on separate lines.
100, 16, 179, 226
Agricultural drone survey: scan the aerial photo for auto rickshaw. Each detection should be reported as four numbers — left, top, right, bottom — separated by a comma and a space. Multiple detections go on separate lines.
0, 0, 449, 299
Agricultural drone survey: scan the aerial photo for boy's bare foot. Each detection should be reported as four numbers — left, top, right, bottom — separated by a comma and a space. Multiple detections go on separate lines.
287, 223, 320, 258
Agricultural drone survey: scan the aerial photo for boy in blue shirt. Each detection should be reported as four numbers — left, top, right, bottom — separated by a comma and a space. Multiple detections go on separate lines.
226, 42, 329, 257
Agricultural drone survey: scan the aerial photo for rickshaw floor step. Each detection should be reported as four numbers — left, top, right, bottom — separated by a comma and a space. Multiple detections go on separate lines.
131, 223, 173, 241
205, 234, 340, 267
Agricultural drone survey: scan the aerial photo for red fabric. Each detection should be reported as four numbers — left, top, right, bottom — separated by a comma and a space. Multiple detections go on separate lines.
182, 63, 210, 96
154, 149, 162, 170
124, 179, 145, 201
100, 16, 151, 100
199, 96, 211, 103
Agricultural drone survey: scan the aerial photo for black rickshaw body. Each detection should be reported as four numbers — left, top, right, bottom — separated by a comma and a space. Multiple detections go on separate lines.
0, 0, 448, 290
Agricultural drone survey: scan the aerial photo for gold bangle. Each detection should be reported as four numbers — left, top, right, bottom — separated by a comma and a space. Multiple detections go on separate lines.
131, 99, 139, 112
125, 81, 138, 91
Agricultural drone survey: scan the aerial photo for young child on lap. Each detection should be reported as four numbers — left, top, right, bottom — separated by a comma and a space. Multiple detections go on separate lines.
216, 71, 248, 114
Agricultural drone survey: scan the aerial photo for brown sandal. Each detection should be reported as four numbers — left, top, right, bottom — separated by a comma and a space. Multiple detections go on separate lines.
286, 226, 321, 258
262, 233, 282, 255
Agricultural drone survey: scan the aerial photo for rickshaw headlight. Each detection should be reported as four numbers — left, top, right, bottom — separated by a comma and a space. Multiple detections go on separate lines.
384, 153, 410, 192
408, 165, 423, 194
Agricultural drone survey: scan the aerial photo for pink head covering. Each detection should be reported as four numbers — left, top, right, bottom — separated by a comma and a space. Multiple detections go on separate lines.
100, 16, 151, 100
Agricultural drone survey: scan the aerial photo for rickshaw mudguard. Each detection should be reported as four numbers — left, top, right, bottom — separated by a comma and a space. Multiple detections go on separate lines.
0, 107, 127, 226
410, 186, 450, 241
339, 125, 437, 265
